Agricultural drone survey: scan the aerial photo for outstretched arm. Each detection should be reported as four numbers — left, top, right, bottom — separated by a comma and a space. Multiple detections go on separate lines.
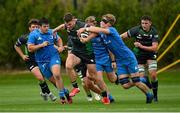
53, 24, 65, 33
80, 33, 98, 43
120, 32, 129, 39
77, 26, 110, 36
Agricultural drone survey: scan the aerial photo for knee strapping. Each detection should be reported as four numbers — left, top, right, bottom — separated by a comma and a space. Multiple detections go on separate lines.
119, 77, 130, 85
131, 76, 140, 83
148, 60, 157, 71
138, 65, 145, 73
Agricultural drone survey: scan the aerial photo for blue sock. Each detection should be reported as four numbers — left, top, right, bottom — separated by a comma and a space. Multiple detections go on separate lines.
140, 77, 147, 83
59, 90, 65, 99
108, 94, 115, 102
63, 88, 69, 95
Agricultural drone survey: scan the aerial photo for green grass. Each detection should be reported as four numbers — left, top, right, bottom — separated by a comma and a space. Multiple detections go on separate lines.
0, 70, 180, 112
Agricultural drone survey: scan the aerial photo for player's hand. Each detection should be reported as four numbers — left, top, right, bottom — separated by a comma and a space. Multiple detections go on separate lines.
42, 41, 49, 47
22, 55, 29, 61
57, 46, 64, 53
134, 42, 140, 47
112, 62, 117, 69
77, 28, 85, 36
80, 37, 88, 43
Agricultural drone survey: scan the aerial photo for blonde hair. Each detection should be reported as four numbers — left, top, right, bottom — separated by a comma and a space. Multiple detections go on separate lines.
85, 16, 97, 25
102, 14, 116, 25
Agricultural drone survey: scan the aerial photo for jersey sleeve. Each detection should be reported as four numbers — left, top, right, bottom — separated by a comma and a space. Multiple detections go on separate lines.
127, 26, 139, 38
108, 27, 116, 35
15, 35, 28, 47
53, 32, 61, 42
27, 32, 36, 45
152, 27, 159, 42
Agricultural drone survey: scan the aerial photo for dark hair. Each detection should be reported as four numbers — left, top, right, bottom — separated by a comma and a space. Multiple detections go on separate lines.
141, 15, 152, 21
63, 13, 74, 23
28, 19, 39, 27
39, 17, 49, 26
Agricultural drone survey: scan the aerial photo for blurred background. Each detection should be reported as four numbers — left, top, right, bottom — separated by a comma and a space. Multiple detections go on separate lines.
0, 0, 179, 71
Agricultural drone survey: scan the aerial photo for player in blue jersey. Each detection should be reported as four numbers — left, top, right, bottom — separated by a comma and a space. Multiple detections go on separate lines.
77, 14, 153, 103
121, 15, 159, 102
84, 16, 118, 103
27, 17, 72, 104
14, 19, 57, 101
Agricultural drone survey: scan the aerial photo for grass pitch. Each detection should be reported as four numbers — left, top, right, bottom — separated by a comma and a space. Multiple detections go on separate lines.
0, 70, 180, 112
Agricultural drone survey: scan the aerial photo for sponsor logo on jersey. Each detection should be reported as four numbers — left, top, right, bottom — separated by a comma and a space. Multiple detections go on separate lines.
37, 37, 42, 40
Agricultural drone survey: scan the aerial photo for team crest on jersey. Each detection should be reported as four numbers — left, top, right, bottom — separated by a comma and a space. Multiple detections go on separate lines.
50, 36, 54, 39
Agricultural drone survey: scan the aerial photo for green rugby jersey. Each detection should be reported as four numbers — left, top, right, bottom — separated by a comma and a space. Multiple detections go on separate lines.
66, 20, 93, 55
127, 25, 159, 56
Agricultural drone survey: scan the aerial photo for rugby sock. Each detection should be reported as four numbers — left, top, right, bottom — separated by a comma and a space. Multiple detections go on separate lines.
115, 72, 119, 85
101, 91, 108, 97
63, 88, 70, 99
39, 81, 50, 94
108, 94, 115, 102
144, 76, 152, 89
72, 81, 78, 88
151, 80, 158, 98
59, 90, 65, 100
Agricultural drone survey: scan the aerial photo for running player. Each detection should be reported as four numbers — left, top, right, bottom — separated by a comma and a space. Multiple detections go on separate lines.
14, 18, 57, 101
121, 15, 159, 102
27, 17, 72, 104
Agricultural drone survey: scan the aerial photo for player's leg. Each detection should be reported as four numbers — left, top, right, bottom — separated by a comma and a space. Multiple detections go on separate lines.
83, 76, 102, 100
128, 62, 153, 104
29, 62, 56, 101
87, 64, 110, 104
116, 64, 134, 89
138, 64, 152, 89
66, 53, 81, 97
50, 56, 72, 104
99, 65, 116, 103
75, 63, 94, 101
147, 59, 158, 102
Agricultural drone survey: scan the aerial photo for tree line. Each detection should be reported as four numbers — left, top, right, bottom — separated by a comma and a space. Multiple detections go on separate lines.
0, 0, 179, 69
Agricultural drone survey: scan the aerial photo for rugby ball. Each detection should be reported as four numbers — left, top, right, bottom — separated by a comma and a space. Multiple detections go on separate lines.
80, 31, 89, 38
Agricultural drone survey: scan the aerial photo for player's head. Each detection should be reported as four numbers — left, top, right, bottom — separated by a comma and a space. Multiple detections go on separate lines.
101, 14, 116, 28
63, 13, 76, 30
28, 19, 39, 32
85, 16, 97, 26
39, 17, 49, 33
141, 15, 152, 32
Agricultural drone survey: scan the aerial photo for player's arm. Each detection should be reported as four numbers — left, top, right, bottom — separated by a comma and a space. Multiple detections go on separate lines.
108, 50, 116, 69
77, 26, 110, 36
79, 33, 98, 43
134, 42, 158, 52
121, 26, 138, 39
120, 32, 128, 39
53, 24, 65, 33
27, 33, 48, 52
28, 42, 48, 52
14, 37, 29, 61
55, 36, 64, 53
14, 45, 29, 61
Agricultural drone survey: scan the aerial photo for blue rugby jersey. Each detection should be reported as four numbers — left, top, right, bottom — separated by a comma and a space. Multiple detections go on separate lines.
27, 29, 60, 62
91, 33, 111, 65
102, 27, 136, 63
